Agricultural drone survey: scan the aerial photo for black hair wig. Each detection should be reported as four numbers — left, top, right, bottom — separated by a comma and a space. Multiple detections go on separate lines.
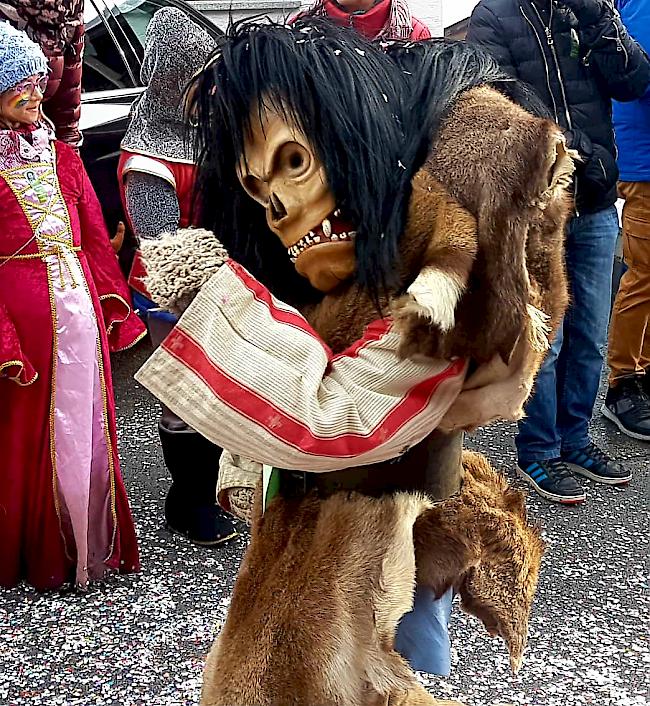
190, 18, 541, 306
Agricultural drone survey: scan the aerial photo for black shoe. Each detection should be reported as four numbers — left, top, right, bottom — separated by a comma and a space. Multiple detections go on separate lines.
641, 372, 650, 397
602, 377, 650, 442
562, 442, 632, 486
158, 422, 237, 545
517, 458, 586, 504
165, 486, 238, 546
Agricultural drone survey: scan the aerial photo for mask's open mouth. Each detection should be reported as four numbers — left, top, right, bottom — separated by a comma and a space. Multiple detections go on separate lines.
287, 209, 356, 262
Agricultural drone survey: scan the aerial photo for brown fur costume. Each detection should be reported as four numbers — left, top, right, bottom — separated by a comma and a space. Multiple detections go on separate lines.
140, 81, 571, 706
200, 453, 545, 706
306, 86, 572, 378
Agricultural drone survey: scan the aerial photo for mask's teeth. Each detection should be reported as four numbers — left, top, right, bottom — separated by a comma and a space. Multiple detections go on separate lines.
313, 235, 321, 243
322, 219, 332, 238
290, 256, 297, 263
339, 232, 348, 240
333, 208, 341, 217
348, 230, 357, 239
331, 233, 339, 241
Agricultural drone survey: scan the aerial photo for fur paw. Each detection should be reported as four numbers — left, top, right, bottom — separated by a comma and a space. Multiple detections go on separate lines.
401, 267, 465, 333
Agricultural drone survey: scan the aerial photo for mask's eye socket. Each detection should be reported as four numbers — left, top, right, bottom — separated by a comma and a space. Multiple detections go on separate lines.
241, 174, 268, 205
275, 142, 311, 178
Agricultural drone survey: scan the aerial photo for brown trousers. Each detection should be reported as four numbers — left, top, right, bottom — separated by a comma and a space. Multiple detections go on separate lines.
608, 181, 650, 384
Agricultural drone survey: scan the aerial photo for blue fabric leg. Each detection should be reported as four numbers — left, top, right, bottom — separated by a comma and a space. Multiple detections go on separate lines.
394, 585, 453, 676
557, 207, 619, 452
516, 320, 564, 462
516, 206, 619, 461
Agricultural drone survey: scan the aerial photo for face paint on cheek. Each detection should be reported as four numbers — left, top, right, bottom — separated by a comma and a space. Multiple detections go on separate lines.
11, 93, 30, 109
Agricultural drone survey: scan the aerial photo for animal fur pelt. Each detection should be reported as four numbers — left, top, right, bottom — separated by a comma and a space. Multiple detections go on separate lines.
200, 451, 545, 706
139, 228, 228, 315
301, 86, 573, 372
397, 85, 574, 366
191, 21, 572, 373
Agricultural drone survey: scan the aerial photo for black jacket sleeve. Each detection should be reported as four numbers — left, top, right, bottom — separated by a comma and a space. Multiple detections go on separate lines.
466, 3, 519, 78
579, 4, 650, 102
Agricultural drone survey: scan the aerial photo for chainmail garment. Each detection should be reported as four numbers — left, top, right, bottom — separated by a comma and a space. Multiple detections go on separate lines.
124, 172, 180, 241
120, 7, 217, 163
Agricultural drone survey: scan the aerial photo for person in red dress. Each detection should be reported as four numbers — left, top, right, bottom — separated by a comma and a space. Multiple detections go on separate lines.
0, 0, 85, 148
0, 22, 145, 591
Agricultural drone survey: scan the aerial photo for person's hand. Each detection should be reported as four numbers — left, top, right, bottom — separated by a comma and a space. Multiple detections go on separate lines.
557, 0, 604, 26
111, 221, 125, 253
438, 350, 535, 433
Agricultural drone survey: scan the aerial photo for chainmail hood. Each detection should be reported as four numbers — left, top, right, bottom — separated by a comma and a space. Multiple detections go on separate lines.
121, 7, 217, 163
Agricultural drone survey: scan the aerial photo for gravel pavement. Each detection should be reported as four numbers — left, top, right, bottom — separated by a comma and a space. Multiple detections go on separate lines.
1, 342, 648, 706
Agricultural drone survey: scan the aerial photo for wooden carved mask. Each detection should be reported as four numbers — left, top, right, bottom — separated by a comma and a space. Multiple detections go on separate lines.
237, 105, 357, 292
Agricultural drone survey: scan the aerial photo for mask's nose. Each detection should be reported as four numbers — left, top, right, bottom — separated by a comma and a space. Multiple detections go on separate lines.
269, 192, 287, 224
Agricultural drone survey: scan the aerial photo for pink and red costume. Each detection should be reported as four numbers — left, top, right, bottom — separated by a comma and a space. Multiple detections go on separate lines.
0, 124, 145, 591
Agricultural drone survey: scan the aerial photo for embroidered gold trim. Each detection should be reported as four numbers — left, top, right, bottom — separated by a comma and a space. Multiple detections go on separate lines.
99, 293, 134, 336
0, 247, 80, 260
112, 328, 147, 353
85, 275, 119, 562
37, 143, 75, 562
2, 162, 71, 249
0, 359, 39, 386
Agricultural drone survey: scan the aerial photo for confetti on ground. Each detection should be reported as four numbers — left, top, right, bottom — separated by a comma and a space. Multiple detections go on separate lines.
1, 344, 648, 706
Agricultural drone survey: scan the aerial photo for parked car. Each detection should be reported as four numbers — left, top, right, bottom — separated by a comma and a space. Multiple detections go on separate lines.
79, 0, 222, 270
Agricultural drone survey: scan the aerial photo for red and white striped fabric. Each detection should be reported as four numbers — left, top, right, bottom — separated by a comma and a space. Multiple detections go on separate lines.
135, 260, 467, 471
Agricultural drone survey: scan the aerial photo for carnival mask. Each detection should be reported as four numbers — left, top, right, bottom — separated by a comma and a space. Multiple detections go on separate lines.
237, 107, 356, 292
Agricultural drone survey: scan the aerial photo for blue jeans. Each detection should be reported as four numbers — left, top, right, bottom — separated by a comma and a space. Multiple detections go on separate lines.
394, 586, 453, 676
516, 206, 619, 462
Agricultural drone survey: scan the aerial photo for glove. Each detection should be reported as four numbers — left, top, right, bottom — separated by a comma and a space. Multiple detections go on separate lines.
557, 0, 605, 26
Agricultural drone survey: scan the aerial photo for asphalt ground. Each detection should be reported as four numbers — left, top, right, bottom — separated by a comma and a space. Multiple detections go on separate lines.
1, 340, 648, 706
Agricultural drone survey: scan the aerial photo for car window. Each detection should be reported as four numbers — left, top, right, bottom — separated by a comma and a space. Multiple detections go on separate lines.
115, 0, 223, 43
83, 0, 137, 92
82, 0, 223, 93
111, 0, 167, 45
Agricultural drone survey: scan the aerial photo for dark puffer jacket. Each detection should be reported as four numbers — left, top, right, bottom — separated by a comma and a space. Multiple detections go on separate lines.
467, 0, 650, 214
41, 24, 84, 148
